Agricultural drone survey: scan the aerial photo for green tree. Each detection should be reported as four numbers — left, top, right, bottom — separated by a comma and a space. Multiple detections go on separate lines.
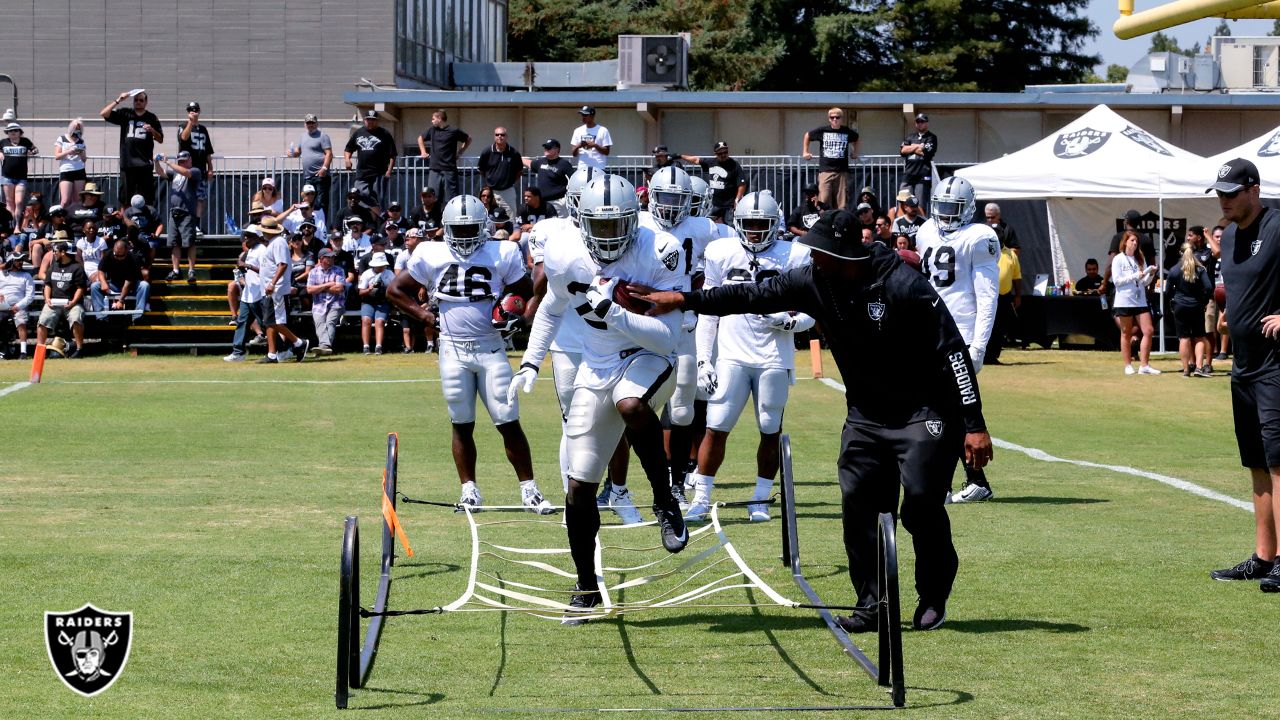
1106, 63, 1129, 83
1148, 30, 1191, 55
1270, 19, 1280, 36
1214, 19, 1232, 37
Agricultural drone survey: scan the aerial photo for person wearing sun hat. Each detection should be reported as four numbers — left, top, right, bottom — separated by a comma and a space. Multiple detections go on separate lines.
634, 207, 992, 633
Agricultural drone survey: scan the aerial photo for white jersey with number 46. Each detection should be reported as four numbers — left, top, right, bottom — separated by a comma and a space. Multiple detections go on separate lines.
913, 219, 1000, 363
405, 240, 526, 341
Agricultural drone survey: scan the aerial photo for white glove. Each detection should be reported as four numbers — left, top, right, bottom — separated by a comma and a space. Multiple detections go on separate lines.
681, 310, 698, 332
584, 277, 619, 320
697, 360, 718, 396
507, 364, 539, 402
764, 312, 797, 332
967, 345, 985, 374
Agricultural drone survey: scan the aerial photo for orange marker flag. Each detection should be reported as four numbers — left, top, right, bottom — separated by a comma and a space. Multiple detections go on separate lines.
381, 473, 414, 557
29, 343, 47, 383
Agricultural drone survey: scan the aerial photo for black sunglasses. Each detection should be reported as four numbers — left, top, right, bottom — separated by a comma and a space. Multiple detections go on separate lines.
1217, 189, 1242, 199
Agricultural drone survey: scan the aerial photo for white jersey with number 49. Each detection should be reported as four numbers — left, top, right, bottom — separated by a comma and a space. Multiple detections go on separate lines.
913, 219, 1000, 353
702, 237, 811, 371
405, 240, 526, 341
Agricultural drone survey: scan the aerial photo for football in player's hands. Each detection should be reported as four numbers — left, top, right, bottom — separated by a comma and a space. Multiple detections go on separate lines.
615, 280, 655, 314
492, 293, 526, 324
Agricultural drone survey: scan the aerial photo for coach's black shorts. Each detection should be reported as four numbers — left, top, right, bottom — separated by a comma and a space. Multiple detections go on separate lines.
1231, 370, 1280, 468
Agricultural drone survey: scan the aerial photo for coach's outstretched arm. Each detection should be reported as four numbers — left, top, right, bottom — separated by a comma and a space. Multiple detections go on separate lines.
635, 267, 815, 318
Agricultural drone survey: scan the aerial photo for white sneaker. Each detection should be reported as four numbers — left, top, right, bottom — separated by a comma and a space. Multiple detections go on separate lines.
684, 498, 711, 523
951, 483, 994, 503
1123, 365, 1136, 376
1138, 365, 1161, 375
458, 482, 483, 512
608, 487, 643, 524
521, 481, 555, 515
747, 478, 773, 522
223, 353, 245, 362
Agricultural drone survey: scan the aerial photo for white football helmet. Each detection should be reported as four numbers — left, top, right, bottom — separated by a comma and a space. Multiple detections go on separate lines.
649, 165, 692, 229
688, 176, 712, 218
931, 176, 976, 233
442, 194, 491, 257
733, 191, 781, 253
578, 175, 639, 264
565, 166, 600, 222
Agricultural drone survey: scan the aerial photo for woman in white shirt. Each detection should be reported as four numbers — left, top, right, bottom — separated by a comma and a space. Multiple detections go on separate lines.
53, 119, 88, 208
1110, 231, 1160, 376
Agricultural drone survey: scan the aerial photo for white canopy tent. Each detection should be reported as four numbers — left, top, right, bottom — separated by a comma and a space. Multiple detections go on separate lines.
1206, 126, 1280, 198
956, 104, 1216, 287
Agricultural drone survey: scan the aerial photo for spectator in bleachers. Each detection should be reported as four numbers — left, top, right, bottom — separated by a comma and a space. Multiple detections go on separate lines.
787, 183, 826, 237
37, 229, 70, 281
478, 186, 513, 234
644, 145, 682, 183
478, 126, 523, 215
37, 240, 87, 358
570, 105, 611, 172
333, 189, 373, 230
854, 202, 875, 233
857, 187, 883, 218
383, 201, 410, 232
253, 177, 284, 216
101, 89, 163, 207
342, 216, 373, 263
874, 214, 894, 243
296, 218, 321, 255
288, 233, 314, 308
511, 187, 551, 251
75, 219, 107, 288
31, 206, 68, 272
346, 110, 397, 216
1, 122, 38, 221
802, 107, 857, 210
14, 195, 48, 253
323, 227, 356, 287
1074, 258, 1104, 295
356, 234, 390, 275
418, 109, 470, 207
381, 222, 405, 266
69, 183, 105, 235
358, 252, 394, 355
887, 187, 910, 222
984, 203, 1020, 254
410, 187, 443, 239
1167, 242, 1214, 377
155, 151, 202, 283
1111, 230, 1160, 375
91, 239, 148, 321
121, 194, 161, 271
289, 114, 333, 211
525, 138, 574, 218
307, 247, 346, 357
680, 141, 747, 223
901, 113, 937, 213
258, 217, 310, 363
891, 195, 925, 241
53, 119, 87, 208
280, 184, 327, 238
178, 101, 214, 226
0, 250, 34, 359
894, 235, 922, 270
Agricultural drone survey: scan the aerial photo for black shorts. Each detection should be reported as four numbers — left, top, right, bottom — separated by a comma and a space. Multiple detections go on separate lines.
1231, 371, 1280, 468
1113, 306, 1147, 318
1172, 304, 1208, 339
60, 168, 87, 182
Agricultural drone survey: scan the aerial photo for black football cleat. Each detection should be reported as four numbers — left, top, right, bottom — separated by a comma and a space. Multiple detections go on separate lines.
653, 501, 688, 554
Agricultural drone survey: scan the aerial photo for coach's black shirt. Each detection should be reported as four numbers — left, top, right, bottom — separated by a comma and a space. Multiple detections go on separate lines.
1221, 207, 1280, 380
684, 242, 986, 433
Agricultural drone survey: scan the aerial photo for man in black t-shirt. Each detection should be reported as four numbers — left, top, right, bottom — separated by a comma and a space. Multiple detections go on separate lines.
478, 126, 523, 215
643, 145, 683, 183
786, 184, 827, 236
1107, 209, 1158, 264
100, 89, 163, 207
1208, 158, 1280, 592
679, 141, 747, 223
417, 109, 471, 207
1073, 259, 1104, 295
178, 101, 215, 225
802, 107, 858, 210
343, 110, 397, 213
36, 241, 88, 356
510, 187, 553, 248
525, 139, 575, 217
900, 114, 937, 214
891, 196, 926, 241
410, 187, 444, 240
91, 239, 148, 321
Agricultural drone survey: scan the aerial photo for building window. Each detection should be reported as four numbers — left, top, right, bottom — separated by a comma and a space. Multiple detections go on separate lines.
396, 0, 506, 87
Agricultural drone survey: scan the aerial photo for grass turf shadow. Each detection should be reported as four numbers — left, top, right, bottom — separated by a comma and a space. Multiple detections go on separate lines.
942, 618, 1090, 634
352, 687, 445, 711
993, 496, 1109, 506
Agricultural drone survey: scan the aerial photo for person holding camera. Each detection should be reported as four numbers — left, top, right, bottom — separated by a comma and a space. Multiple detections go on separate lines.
358, 252, 394, 355
53, 119, 87, 208
154, 150, 203, 283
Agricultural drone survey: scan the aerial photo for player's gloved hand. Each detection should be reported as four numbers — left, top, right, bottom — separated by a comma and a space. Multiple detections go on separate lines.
584, 276, 619, 320
764, 312, 797, 332
697, 360, 718, 396
681, 310, 698, 332
494, 311, 525, 335
967, 345, 985, 374
507, 363, 539, 402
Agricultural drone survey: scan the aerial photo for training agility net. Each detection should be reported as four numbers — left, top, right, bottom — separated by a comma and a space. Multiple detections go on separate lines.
335, 433, 904, 711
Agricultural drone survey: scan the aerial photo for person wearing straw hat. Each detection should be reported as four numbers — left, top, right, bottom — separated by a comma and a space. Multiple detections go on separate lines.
0, 121, 38, 220
635, 208, 993, 633
257, 216, 310, 363
70, 183, 106, 235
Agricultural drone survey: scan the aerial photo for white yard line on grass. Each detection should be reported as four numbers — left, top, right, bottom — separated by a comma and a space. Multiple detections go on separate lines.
0, 381, 32, 397
816, 377, 1252, 513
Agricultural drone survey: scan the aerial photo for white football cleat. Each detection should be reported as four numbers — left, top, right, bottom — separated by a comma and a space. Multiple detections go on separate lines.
950, 483, 993, 504
458, 482, 483, 512
521, 481, 555, 515
607, 486, 644, 525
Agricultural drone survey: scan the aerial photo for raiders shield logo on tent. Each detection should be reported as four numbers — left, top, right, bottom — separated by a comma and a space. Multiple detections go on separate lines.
45, 604, 133, 697
1259, 130, 1280, 158
1053, 128, 1111, 159
1120, 126, 1172, 156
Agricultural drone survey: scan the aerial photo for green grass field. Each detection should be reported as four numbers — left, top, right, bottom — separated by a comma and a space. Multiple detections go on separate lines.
0, 348, 1272, 719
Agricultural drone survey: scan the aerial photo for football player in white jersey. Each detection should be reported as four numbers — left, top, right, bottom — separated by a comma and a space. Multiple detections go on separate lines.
525, 167, 645, 523
508, 174, 689, 624
685, 191, 814, 522
387, 194, 553, 515
914, 175, 999, 503
639, 165, 719, 504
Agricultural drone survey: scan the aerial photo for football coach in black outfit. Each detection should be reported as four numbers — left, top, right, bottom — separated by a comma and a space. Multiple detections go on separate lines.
637, 209, 994, 632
